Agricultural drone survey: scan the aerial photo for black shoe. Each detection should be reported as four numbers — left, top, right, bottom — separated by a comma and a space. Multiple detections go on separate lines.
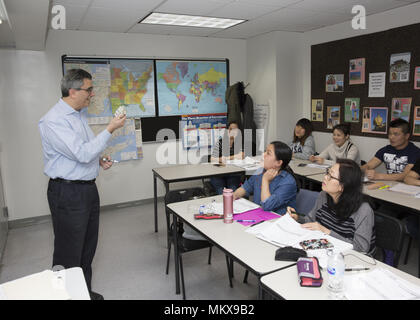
89, 291, 104, 300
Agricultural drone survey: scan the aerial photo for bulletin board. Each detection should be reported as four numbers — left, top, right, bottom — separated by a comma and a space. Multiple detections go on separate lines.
311, 22, 420, 141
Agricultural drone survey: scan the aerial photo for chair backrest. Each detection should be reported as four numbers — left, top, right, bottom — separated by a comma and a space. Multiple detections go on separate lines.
374, 211, 405, 266
164, 187, 206, 234
295, 189, 319, 215
165, 187, 206, 205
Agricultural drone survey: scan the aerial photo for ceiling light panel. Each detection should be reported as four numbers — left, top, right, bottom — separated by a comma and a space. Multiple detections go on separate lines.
140, 12, 245, 29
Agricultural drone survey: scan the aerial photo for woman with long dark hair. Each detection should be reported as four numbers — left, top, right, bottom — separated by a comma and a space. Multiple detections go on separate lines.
288, 118, 316, 160
234, 141, 297, 215
288, 158, 375, 254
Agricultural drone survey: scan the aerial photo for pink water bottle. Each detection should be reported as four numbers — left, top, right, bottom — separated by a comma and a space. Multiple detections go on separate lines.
223, 188, 233, 224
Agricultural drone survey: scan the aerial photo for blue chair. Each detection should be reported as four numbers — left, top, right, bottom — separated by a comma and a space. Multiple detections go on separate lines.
295, 189, 320, 215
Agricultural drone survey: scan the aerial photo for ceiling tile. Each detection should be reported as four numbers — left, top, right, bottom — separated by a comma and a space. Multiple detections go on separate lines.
208, 2, 280, 19
236, 0, 302, 7
80, 7, 148, 32
90, 0, 161, 11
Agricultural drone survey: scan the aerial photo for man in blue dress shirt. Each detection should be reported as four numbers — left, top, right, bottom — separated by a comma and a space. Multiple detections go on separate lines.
39, 69, 126, 300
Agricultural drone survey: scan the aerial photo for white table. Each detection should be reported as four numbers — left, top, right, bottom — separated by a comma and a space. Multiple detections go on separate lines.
0, 267, 90, 300
260, 250, 420, 300
153, 163, 245, 232
166, 195, 296, 296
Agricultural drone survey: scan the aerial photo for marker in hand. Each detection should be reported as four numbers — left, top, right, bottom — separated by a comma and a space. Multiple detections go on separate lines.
102, 157, 119, 163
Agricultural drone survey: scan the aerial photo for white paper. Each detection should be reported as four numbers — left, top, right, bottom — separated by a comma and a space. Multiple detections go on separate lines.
306, 163, 330, 169
211, 198, 260, 215
344, 268, 420, 300
0, 270, 71, 300
368, 72, 386, 97
388, 183, 420, 197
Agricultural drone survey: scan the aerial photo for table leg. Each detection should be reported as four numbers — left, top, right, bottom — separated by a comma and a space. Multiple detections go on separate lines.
154, 174, 158, 232
173, 214, 180, 294
418, 215, 420, 278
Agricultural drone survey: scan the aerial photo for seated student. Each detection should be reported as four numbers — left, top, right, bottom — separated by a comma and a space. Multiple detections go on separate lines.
309, 123, 360, 165
361, 118, 420, 181
288, 118, 316, 160
210, 121, 244, 194
288, 159, 375, 254
233, 141, 297, 215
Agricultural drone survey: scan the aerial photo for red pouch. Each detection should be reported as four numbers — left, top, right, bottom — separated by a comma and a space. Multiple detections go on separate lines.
296, 257, 323, 287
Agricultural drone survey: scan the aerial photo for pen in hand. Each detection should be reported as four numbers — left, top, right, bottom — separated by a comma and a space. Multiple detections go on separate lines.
237, 219, 256, 223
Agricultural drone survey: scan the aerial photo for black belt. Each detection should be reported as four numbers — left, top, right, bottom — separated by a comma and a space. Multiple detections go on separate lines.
51, 178, 96, 185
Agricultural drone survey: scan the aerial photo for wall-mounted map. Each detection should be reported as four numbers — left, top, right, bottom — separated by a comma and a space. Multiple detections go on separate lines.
156, 60, 228, 116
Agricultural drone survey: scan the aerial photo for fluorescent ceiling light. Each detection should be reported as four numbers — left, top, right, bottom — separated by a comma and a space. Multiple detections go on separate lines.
0, 0, 10, 28
140, 12, 245, 29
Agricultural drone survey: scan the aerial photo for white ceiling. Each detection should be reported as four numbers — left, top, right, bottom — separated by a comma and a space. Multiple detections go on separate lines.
0, 0, 419, 49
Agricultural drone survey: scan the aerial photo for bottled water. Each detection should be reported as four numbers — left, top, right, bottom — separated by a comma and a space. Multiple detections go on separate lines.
326, 249, 345, 299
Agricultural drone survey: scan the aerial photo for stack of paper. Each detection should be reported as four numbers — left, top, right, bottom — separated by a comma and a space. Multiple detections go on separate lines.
306, 163, 330, 169
253, 214, 325, 247
249, 214, 353, 267
0, 270, 71, 300
226, 157, 262, 170
212, 198, 260, 215
388, 183, 420, 198
344, 268, 420, 300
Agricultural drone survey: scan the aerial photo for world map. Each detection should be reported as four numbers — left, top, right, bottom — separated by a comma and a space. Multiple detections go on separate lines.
156, 61, 227, 116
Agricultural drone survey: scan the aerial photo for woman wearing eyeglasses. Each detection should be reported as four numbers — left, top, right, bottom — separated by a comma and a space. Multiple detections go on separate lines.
287, 158, 375, 255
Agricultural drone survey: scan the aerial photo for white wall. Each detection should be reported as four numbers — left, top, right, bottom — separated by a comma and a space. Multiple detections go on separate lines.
301, 2, 420, 160
0, 29, 247, 221
246, 31, 303, 144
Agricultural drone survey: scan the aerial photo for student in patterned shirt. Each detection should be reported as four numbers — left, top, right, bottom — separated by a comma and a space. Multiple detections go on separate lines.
288, 159, 376, 255
361, 118, 420, 181
288, 118, 316, 160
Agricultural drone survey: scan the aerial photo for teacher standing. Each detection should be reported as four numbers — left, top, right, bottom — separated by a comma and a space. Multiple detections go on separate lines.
39, 69, 126, 300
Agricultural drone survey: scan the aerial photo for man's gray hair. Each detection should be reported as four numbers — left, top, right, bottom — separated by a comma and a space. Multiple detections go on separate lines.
61, 69, 92, 97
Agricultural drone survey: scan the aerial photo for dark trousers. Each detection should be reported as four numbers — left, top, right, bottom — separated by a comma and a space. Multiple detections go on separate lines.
210, 175, 242, 195
47, 179, 100, 291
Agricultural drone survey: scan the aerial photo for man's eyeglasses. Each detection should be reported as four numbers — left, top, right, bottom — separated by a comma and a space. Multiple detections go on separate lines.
74, 87, 94, 94
325, 168, 340, 182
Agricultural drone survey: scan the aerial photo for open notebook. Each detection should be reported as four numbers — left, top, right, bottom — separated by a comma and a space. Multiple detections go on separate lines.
247, 214, 353, 267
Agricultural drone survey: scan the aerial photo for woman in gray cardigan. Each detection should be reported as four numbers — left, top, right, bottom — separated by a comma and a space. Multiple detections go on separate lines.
288, 158, 375, 255
310, 123, 360, 165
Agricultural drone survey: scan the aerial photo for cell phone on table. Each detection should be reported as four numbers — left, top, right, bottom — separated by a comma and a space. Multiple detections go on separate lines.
298, 163, 307, 167
299, 238, 334, 250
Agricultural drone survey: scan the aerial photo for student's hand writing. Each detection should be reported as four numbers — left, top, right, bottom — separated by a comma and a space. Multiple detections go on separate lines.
301, 222, 330, 234
309, 155, 316, 162
286, 206, 299, 221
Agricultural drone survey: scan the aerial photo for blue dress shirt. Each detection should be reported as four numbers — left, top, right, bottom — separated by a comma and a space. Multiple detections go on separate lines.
39, 99, 111, 180
241, 169, 297, 215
